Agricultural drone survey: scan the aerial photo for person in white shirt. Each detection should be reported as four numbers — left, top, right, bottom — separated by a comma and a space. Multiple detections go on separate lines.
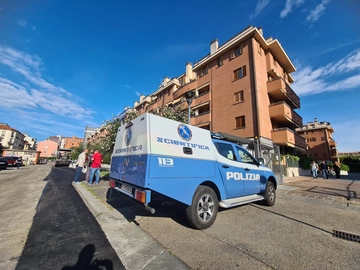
74, 149, 88, 183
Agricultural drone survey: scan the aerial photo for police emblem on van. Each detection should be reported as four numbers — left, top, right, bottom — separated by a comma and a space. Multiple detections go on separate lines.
177, 124, 192, 141
125, 128, 132, 146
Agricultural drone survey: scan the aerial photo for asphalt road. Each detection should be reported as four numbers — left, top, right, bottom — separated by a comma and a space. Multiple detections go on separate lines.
106, 183, 360, 269
0, 164, 124, 270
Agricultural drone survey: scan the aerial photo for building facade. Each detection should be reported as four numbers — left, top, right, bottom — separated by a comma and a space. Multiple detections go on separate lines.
63, 136, 84, 149
133, 26, 305, 155
296, 118, 338, 161
84, 126, 98, 146
36, 140, 59, 157
23, 133, 37, 150
0, 123, 25, 150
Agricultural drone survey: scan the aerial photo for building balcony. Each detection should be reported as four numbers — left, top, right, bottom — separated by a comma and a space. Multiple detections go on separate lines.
271, 127, 306, 150
192, 92, 210, 108
329, 140, 337, 148
267, 77, 300, 109
192, 111, 211, 126
331, 148, 338, 157
269, 101, 302, 128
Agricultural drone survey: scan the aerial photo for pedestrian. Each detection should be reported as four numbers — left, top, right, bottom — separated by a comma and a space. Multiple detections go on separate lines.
319, 161, 328, 179
16, 156, 23, 169
74, 149, 88, 183
333, 160, 341, 181
325, 161, 330, 179
84, 150, 94, 183
310, 161, 318, 179
89, 150, 103, 185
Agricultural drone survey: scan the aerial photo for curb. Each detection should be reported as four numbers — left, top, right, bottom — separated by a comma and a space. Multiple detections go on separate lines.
73, 182, 189, 270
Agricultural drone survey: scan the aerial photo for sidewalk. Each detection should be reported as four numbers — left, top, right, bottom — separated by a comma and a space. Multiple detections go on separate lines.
278, 172, 360, 207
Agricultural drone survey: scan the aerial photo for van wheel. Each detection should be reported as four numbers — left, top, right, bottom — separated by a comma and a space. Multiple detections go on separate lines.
185, 186, 218, 230
263, 181, 276, 206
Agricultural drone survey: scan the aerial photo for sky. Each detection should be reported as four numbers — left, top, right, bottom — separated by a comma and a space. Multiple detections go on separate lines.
0, 0, 359, 152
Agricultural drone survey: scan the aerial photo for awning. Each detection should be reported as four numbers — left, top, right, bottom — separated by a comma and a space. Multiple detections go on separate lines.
172, 98, 182, 104
192, 101, 210, 110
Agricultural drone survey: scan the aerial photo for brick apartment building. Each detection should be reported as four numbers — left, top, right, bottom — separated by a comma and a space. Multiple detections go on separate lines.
133, 25, 305, 155
296, 118, 338, 161
63, 136, 84, 149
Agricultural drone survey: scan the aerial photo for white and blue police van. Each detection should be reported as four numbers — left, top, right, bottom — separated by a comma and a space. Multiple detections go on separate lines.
109, 113, 277, 230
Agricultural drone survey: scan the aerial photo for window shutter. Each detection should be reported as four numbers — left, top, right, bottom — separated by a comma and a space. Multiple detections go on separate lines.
243, 65, 247, 77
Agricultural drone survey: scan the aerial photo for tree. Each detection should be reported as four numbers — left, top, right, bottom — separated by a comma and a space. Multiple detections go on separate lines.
70, 144, 85, 160
151, 105, 188, 123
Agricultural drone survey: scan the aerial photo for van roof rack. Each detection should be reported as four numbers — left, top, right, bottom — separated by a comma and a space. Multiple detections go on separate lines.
211, 132, 252, 145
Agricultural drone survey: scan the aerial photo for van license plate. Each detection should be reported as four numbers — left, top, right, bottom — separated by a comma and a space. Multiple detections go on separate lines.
121, 183, 132, 194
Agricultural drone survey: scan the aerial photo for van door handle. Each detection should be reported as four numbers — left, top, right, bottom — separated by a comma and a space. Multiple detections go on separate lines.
222, 165, 229, 168
245, 168, 250, 171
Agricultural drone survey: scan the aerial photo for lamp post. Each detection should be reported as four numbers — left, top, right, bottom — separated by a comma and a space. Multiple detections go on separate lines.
184, 91, 195, 124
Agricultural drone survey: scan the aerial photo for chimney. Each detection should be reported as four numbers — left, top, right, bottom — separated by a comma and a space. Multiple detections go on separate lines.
185, 62, 193, 83
258, 27, 263, 36
210, 39, 218, 55
140, 94, 145, 102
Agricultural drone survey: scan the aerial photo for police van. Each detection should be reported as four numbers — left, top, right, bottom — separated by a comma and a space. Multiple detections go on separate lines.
109, 113, 277, 230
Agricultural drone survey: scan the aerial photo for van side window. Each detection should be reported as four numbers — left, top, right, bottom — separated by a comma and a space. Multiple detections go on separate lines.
236, 146, 256, 164
214, 142, 237, 161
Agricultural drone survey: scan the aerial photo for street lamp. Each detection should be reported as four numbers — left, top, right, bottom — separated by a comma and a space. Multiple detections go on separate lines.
184, 91, 195, 124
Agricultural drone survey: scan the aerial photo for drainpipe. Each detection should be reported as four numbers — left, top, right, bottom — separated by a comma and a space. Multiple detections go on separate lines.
249, 39, 261, 158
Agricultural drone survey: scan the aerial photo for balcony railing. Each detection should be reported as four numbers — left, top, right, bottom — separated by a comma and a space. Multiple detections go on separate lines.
271, 127, 306, 150
269, 101, 302, 127
192, 111, 211, 126
329, 140, 337, 148
267, 77, 300, 109
192, 92, 210, 108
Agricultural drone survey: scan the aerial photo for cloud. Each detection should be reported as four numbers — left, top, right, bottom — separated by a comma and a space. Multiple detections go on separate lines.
293, 49, 360, 96
251, 0, 270, 19
280, 0, 305, 18
17, 19, 27, 27
306, 0, 331, 22
0, 45, 94, 120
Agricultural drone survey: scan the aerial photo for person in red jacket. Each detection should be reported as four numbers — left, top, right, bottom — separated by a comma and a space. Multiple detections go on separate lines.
88, 150, 103, 185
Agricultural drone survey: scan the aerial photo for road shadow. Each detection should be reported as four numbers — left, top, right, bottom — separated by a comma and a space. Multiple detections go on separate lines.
61, 244, 115, 270
106, 188, 192, 228
306, 181, 358, 200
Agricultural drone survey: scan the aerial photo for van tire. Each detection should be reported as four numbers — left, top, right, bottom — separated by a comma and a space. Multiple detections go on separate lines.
263, 181, 276, 206
185, 186, 218, 230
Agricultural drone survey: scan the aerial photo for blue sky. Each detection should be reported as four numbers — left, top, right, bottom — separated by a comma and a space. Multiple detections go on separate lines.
0, 0, 359, 152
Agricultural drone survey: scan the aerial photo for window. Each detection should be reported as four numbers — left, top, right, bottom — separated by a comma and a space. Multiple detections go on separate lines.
214, 142, 237, 161
231, 44, 243, 59
321, 137, 326, 141
236, 146, 256, 164
198, 66, 208, 77
257, 42, 262, 55
217, 57, 223, 67
235, 115, 245, 128
234, 90, 244, 103
310, 137, 316, 142
233, 66, 247, 80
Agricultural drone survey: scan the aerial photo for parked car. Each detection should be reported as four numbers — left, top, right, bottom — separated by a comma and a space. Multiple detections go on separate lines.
0, 157, 8, 170
3, 157, 19, 167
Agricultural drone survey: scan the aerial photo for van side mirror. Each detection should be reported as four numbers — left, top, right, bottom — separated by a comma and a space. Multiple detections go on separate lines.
258, 158, 264, 165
